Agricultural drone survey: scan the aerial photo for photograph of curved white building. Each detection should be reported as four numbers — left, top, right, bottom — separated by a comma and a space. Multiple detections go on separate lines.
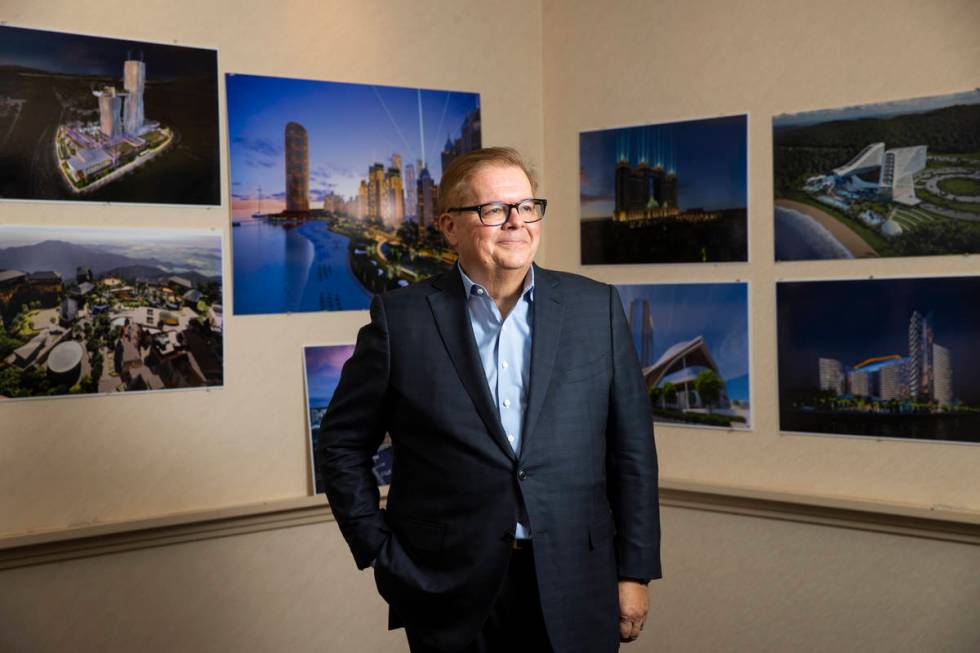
616, 282, 750, 430
774, 88, 980, 261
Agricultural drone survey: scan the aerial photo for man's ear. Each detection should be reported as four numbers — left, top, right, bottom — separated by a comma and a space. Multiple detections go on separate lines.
437, 212, 458, 247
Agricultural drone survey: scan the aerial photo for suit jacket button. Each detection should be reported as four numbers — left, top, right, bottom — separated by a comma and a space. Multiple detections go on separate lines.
518, 469, 528, 480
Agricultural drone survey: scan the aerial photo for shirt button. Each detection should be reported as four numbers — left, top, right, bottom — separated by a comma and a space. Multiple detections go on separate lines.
475, 287, 484, 295
501, 361, 509, 369
503, 399, 511, 408
507, 433, 515, 442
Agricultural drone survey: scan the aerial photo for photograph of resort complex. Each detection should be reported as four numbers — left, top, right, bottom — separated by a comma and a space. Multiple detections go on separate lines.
777, 276, 980, 443
228, 74, 481, 314
0, 225, 223, 400
774, 89, 980, 260
0, 25, 220, 205
580, 115, 747, 264
303, 344, 392, 492
615, 282, 750, 430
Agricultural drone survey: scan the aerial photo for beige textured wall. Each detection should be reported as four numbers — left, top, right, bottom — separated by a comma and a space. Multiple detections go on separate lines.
541, 0, 980, 512
0, 0, 545, 538
2, 508, 978, 653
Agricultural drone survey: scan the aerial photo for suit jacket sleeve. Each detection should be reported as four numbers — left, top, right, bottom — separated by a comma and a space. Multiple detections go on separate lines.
607, 284, 662, 581
316, 294, 391, 570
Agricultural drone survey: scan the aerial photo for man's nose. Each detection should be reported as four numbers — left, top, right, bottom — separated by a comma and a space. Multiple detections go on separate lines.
502, 205, 523, 228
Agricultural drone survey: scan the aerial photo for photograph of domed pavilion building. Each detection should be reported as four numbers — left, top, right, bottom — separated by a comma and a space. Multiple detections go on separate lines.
616, 282, 750, 430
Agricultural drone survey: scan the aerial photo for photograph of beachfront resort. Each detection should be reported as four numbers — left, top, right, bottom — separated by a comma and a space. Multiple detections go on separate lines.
304, 344, 393, 492
615, 282, 750, 430
773, 89, 980, 261
227, 74, 481, 315
580, 115, 747, 264
0, 225, 223, 400
0, 26, 220, 205
777, 276, 980, 443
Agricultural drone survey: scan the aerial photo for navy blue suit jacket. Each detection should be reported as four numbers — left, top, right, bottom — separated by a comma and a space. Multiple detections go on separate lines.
318, 264, 661, 653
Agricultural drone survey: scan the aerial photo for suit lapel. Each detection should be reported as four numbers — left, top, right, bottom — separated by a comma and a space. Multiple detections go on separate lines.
521, 265, 564, 458
427, 269, 516, 462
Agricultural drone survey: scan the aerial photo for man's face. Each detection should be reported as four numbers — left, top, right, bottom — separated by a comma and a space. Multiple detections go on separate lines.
439, 164, 541, 279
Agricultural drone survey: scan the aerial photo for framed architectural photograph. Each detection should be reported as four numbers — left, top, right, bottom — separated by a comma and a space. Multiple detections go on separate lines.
0, 25, 220, 205
581, 115, 748, 264
0, 225, 223, 399
615, 282, 751, 430
228, 74, 481, 314
303, 344, 392, 492
773, 89, 980, 261
777, 276, 980, 443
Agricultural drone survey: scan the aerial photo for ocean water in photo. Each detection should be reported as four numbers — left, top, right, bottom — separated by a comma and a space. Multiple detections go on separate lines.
774, 207, 853, 261
232, 219, 371, 314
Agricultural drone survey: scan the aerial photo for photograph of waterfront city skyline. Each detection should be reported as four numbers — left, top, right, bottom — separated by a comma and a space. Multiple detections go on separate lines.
777, 276, 980, 443
0, 25, 220, 205
227, 74, 480, 314
774, 89, 980, 261
615, 282, 750, 430
580, 115, 747, 264
0, 225, 223, 400
304, 344, 392, 492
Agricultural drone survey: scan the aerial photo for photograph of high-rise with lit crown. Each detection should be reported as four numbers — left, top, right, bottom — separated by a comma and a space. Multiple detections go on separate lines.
777, 276, 980, 443
580, 115, 747, 264
227, 73, 480, 315
0, 25, 220, 205
615, 282, 750, 430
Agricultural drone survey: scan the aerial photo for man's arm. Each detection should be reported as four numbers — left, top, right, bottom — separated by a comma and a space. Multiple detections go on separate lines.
606, 284, 662, 581
317, 294, 392, 569
606, 285, 661, 642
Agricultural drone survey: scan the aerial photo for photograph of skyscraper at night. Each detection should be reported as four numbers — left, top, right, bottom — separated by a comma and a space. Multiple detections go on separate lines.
303, 344, 392, 492
0, 25, 220, 205
227, 73, 481, 315
615, 283, 750, 430
777, 276, 980, 443
580, 115, 747, 264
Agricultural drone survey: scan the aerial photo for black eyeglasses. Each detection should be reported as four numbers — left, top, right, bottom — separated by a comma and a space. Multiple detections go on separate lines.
447, 198, 547, 226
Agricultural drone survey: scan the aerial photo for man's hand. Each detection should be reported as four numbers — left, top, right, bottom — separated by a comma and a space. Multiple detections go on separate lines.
618, 579, 649, 643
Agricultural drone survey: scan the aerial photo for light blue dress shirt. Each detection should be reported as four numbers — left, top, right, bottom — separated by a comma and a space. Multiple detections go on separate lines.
458, 264, 534, 539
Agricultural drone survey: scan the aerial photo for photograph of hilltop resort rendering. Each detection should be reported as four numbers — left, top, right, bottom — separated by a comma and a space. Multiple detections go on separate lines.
0, 225, 223, 400
0, 25, 220, 205
615, 282, 750, 430
580, 114, 747, 264
227, 74, 480, 314
773, 89, 980, 261
777, 276, 980, 443
303, 344, 392, 492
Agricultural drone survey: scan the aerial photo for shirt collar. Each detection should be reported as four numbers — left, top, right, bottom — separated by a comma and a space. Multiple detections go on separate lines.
457, 262, 535, 302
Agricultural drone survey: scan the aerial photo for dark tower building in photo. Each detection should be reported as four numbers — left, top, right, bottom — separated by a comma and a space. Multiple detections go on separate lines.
907, 310, 934, 400
284, 122, 310, 213
417, 167, 437, 233
613, 159, 680, 222
628, 298, 655, 368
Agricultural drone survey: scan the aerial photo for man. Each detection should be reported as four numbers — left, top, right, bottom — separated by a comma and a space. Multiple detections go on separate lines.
318, 147, 660, 652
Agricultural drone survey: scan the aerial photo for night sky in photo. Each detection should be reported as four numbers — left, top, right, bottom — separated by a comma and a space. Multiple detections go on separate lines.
580, 114, 747, 218
0, 25, 217, 79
